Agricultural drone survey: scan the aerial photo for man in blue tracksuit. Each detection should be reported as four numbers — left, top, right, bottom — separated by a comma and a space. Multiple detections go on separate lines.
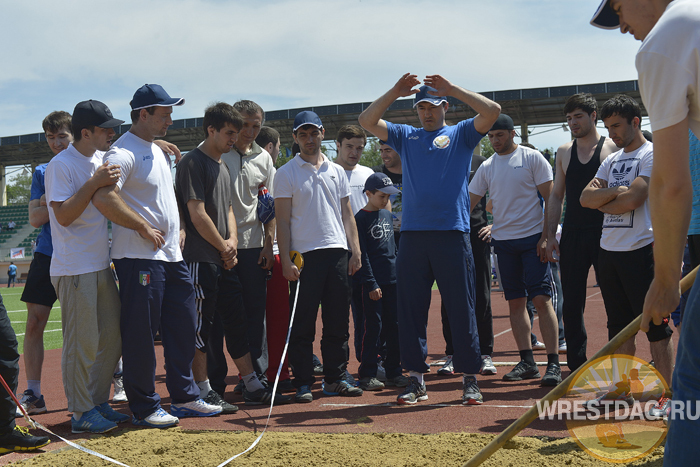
359, 73, 501, 405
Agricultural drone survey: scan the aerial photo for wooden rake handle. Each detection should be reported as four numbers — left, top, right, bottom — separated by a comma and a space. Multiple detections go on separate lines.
462, 265, 698, 467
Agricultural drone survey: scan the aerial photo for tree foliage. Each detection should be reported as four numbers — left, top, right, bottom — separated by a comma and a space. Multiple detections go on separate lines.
6, 171, 32, 205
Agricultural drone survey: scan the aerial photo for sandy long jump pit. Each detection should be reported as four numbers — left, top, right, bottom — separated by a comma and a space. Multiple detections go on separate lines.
13, 428, 665, 466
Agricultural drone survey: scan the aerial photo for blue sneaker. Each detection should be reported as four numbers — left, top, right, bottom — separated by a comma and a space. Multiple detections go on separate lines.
18, 390, 47, 415
95, 402, 130, 423
295, 385, 313, 403
71, 407, 118, 434
170, 399, 222, 418
132, 408, 178, 428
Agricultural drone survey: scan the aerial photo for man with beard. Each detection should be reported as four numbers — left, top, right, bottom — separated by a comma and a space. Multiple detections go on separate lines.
580, 94, 674, 404
546, 94, 617, 371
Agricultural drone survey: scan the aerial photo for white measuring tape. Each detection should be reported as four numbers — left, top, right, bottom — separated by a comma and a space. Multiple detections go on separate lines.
215, 270, 302, 467
9, 251, 306, 466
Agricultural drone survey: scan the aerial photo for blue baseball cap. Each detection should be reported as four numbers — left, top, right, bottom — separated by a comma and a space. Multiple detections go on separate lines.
130, 84, 185, 111
364, 172, 400, 194
293, 111, 323, 132
413, 85, 447, 108
590, 0, 619, 29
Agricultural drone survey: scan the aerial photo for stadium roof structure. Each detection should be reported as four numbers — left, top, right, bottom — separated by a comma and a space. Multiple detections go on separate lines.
0, 80, 644, 167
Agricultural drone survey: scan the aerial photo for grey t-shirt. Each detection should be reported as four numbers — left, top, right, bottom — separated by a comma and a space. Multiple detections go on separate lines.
175, 147, 232, 266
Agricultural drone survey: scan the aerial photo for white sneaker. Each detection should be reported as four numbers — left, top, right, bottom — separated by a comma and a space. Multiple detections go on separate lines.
480, 355, 497, 375
132, 408, 179, 428
532, 341, 546, 350
113, 375, 128, 402
558, 342, 567, 354
170, 398, 222, 418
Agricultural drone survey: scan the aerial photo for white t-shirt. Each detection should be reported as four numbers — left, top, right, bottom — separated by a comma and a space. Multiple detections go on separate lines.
637, 0, 700, 138
469, 145, 553, 241
105, 131, 182, 262
274, 154, 350, 254
221, 142, 275, 250
45, 144, 110, 276
341, 164, 374, 215
595, 141, 654, 252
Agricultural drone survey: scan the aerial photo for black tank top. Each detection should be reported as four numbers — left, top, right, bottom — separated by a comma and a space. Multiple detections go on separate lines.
562, 136, 605, 231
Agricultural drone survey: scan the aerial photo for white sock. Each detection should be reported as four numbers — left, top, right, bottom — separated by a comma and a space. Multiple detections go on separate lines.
242, 372, 264, 392
27, 380, 41, 397
73, 411, 83, 421
409, 371, 424, 385
197, 379, 212, 399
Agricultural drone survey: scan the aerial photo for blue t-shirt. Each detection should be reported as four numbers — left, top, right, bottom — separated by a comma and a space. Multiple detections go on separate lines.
8, 264, 16, 276
385, 119, 484, 232
354, 208, 397, 290
31, 163, 53, 257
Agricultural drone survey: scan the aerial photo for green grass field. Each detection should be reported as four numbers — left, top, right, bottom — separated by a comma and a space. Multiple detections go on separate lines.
1, 286, 63, 354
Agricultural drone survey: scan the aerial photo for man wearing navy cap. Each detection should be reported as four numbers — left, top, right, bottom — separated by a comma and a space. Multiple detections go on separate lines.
45, 100, 129, 433
93, 85, 221, 427
591, 1, 700, 463
274, 111, 363, 403
359, 74, 500, 405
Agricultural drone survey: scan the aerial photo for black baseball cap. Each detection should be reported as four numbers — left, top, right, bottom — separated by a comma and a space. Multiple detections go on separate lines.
72, 100, 124, 129
489, 114, 515, 132
130, 84, 185, 111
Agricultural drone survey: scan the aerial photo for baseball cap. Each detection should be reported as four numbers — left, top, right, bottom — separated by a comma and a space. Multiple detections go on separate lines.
364, 172, 400, 194
293, 111, 323, 132
489, 114, 515, 132
130, 84, 185, 111
413, 86, 447, 108
590, 0, 619, 29
72, 100, 124, 129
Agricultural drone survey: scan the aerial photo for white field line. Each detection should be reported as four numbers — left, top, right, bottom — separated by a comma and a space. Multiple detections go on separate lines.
15, 329, 62, 337
7, 306, 61, 313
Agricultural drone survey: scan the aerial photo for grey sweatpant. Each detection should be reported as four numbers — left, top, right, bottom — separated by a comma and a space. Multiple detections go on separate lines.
52, 268, 121, 415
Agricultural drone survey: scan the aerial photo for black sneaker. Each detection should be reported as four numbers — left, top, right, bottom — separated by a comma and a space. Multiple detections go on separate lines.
503, 361, 540, 381
358, 377, 385, 391
233, 380, 244, 395
276, 379, 297, 394
243, 386, 292, 406
396, 377, 428, 405
541, 363, 562, 387
322, 380, 363, 397
203, 390, 239, 414
462, 376, 483, 405
0, 426, 50, 453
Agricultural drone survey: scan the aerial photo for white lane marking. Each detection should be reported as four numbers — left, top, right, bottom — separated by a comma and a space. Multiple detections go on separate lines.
320, 402, 533, 409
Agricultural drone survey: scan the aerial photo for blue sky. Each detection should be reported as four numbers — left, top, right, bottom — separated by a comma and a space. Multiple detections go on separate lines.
0, 0, 641, 154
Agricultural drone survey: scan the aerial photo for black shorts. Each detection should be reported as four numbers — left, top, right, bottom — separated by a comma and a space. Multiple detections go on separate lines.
20, 253, 57, 307
598, 244, 672, 343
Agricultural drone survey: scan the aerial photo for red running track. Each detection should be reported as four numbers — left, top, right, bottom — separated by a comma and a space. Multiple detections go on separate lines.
1, 269, 674, 464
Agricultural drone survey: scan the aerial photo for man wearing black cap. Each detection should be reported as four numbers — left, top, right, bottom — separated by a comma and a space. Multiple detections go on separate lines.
359, 74, 500, 405
45, 100, 129, 433
469, 114, 562, 387
274, 111, 363, 403
93, 85, 221, 427
591, 3, 699, 460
